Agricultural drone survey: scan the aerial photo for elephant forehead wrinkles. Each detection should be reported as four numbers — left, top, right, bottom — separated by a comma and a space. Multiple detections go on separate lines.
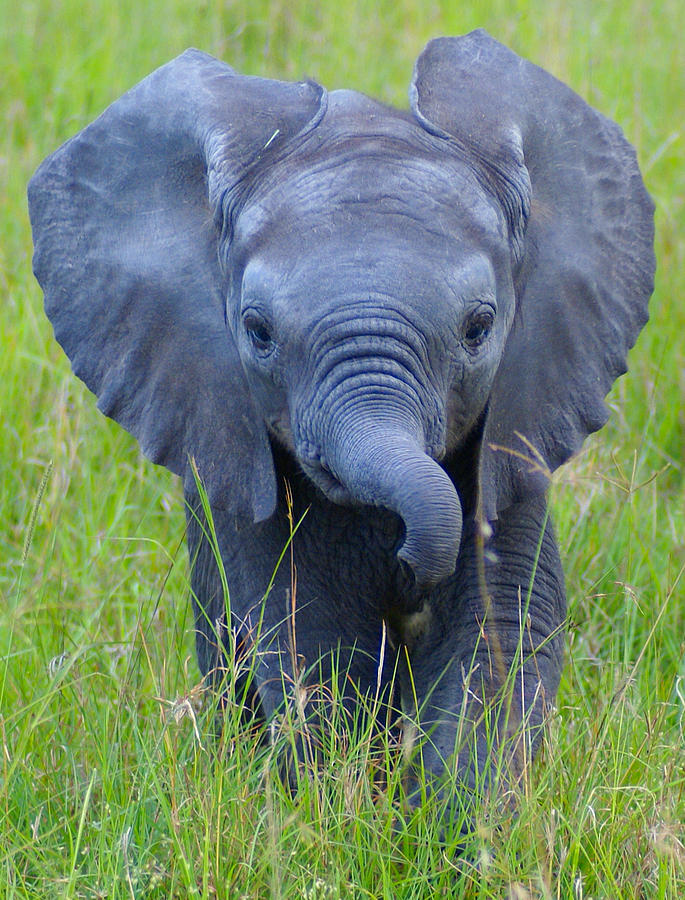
237, 138, 504, 251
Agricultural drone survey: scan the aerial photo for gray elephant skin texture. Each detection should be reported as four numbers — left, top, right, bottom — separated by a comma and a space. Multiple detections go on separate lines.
28, 30, 654, 825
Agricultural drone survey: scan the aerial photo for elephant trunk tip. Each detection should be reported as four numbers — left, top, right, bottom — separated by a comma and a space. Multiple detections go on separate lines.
396, 493, 463, 589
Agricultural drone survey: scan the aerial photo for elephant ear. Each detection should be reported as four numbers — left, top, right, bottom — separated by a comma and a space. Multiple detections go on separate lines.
411, 30, 655, 520
29, 50, 326, 521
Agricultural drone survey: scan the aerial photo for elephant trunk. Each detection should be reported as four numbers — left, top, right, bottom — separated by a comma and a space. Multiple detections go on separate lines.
323, 418, 462, 588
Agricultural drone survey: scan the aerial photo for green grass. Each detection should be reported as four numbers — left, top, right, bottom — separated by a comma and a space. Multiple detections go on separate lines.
1, 0, 683, 896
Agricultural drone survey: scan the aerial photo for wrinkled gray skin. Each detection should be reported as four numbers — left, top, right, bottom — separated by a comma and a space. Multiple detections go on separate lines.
28, 31, 654, 830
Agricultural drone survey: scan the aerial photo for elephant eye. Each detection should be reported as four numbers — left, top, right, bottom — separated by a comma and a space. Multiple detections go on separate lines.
463, 308, 495, 350
243, 313, 275, 355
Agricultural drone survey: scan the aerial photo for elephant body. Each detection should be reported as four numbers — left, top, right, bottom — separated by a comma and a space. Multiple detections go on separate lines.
28, 31, 654, 826
188, 454, 566, 809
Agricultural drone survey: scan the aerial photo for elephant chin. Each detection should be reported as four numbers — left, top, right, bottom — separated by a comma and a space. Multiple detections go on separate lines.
313, 421, 463, 589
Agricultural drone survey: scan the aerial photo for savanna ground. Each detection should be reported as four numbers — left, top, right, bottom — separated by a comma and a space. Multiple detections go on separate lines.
1, 1, 683, 896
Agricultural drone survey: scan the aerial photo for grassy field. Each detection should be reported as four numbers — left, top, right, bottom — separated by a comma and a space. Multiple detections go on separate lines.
1, 0, 683, 896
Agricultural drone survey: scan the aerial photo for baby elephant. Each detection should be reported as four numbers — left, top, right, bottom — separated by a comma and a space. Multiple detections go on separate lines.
29, 31, 654, 826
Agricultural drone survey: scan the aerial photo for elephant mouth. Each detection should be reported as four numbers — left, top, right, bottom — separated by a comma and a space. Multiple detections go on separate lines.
299, 456, 355, 505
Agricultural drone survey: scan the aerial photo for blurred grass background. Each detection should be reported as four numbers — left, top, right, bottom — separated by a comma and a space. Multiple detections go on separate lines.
1, 1, 683, 896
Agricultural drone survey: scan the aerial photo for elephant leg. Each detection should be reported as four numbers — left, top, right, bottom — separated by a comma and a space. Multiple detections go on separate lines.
399, 493, 566, 825
184, 497, 268, 726
184, 492, 397, 745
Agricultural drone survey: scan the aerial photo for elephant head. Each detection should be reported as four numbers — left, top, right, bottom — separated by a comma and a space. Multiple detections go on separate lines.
28, 31, 654, 603
221, 90, 520, 586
